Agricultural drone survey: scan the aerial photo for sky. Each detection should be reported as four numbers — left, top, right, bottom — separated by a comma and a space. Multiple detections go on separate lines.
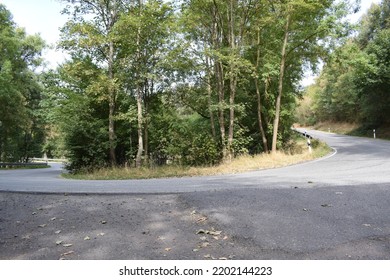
0, 0, 382, 73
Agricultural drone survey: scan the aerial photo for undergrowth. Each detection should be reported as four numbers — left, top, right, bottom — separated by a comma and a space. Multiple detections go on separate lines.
63, 138, 331, 180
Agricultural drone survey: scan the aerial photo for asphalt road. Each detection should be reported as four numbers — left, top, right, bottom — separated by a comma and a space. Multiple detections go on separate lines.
1, 129, 390, 259
1, 129, 390, 194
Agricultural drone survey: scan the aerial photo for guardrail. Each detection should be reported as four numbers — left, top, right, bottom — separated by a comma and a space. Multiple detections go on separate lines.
292, 128, 313, 153
292, 128, 313, 139
31, 158, 68, 163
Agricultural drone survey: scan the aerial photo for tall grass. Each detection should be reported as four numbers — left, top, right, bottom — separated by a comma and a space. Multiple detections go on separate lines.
64, 138, 331, 180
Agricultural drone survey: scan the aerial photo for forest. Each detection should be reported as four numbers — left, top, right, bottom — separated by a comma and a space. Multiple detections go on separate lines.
1, 0, 388, 172
297, 0, 390, 135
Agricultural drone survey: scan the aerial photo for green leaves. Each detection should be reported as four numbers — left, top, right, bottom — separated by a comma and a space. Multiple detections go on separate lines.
0, 4, 45, 162
306, 1, 390, 128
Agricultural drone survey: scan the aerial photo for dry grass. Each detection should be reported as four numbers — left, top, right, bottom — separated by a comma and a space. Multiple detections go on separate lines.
64, 138, 331, 180
312, 121, 360, 135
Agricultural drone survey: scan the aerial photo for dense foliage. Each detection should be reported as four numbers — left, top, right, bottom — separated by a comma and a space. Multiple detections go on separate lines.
2, 0, 354, 170
0, 4, 45, 162
299, 0, 390, 130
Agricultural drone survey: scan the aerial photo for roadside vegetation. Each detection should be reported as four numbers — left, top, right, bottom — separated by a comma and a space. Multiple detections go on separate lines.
63, 136, 331, 180
310, 122, 390, 140
296, 1, 390, 140
4, 0, 384, 178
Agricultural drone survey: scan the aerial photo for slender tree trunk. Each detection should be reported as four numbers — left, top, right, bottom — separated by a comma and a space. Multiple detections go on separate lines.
135, 0, 143, 168
108, 39, 117, 165
216, 61, 227, 160
254, 29, 269, 153
226, 0, 236, 162
272, 14, 291, 153
135, 87, 143, 168
211, 2, 227, 160
144, 95, 149, 166
206, 56, 216, 139
256, 80, 269, 153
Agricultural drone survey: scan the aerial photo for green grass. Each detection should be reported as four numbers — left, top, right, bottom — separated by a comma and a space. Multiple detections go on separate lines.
63, 138, 332, 180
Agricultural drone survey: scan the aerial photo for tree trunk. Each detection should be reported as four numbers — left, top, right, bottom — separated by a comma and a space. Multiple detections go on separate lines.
226, 0, 236, 162
135, 89, 143, 168
272, 14, 291, 153
211, 2, 227, 160
216, 61, 227, 160
135, 0, 143, 168
254, 29, 269, 153
256, 79, 269, 153
206, 56, 216, 139
108, 39, 117, 165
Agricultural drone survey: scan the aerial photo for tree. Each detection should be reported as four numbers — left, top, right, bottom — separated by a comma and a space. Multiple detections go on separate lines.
115, 0, 174, 167
60, 0, 126, 165
307, 1, 390, 129
0, 4, 45, 162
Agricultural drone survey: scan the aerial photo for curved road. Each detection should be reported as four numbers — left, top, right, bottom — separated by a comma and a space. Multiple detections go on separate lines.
1, 129, 390, 260
0, 129, 389, 194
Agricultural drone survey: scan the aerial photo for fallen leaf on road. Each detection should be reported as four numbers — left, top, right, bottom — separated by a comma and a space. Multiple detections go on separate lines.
165, 248, 172, 252
63, 244, 73, 247
363, 224, 371, 227
38, 224, 47, 228
204, 254, 211, 259
100, 220, 107, 224
50, 217, 57, 221
61, 251, 74, 256
197, 217, 208, 223
208, 230, 222, 236
32, 212, 37, 215
56, 240, 63, 245
55, 230, 61, 234
321, 204, 332, 207
84, 236, 91, 240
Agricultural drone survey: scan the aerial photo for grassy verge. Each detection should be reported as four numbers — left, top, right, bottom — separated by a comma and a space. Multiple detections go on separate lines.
313, 121, 360, 135
63, 138, 331, 180
311, 121, 390, 140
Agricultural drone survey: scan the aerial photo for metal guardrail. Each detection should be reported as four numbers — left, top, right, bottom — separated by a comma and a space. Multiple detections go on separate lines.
31, 158, 68, 163
292, 128, 313, 139
292, 128, 313, 153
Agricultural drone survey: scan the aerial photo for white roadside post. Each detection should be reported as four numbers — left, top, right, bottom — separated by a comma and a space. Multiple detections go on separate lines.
373, 129, 376, 139
307, 138, 312, 154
